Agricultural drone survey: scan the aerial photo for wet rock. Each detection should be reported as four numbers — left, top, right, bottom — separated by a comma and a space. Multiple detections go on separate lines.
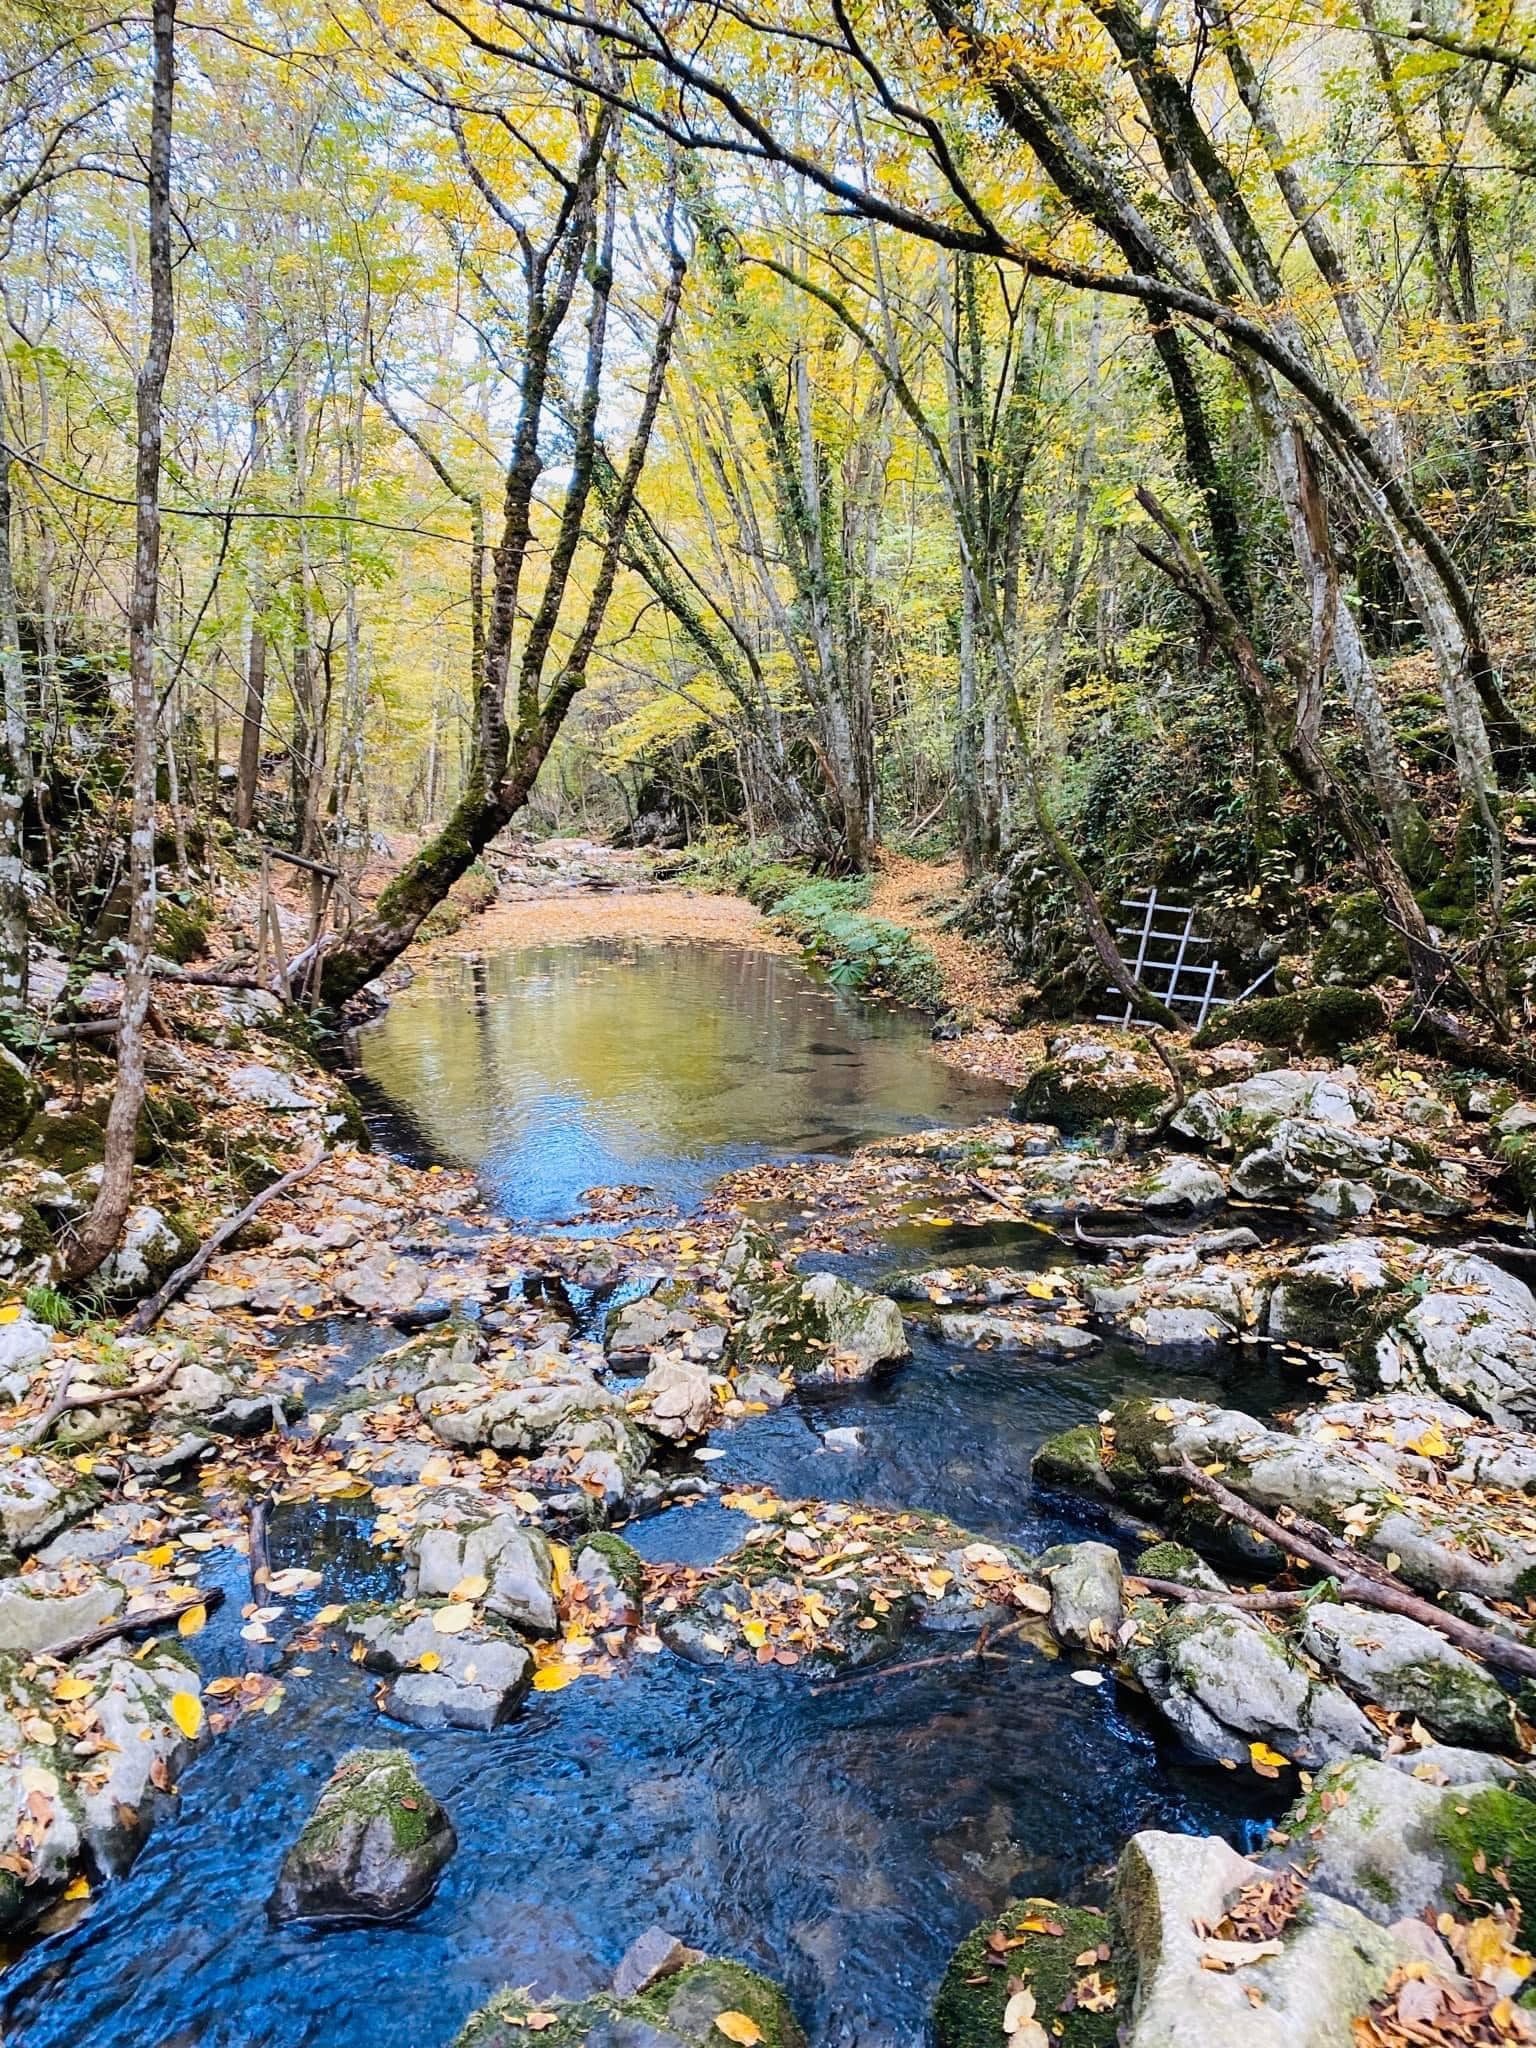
605, 1292, 711, 1367
636, 1351, 714, 1441
1134, 1155, 1228, 1214
1124, 1599, 1380, 1768
1087, 1249, 1265, 1351
890, 1264, 1042, 1306
524, 1412, 656, 1518
610, 1926, 704, 2000
571, 1533, 644, 1626
1017, 1027, 1177, 1134
1299, 1176, 1377, 1222
1299, 1601, 1515, 1750
392, 1298, 453, 1333
734, 1268, 909, 1386
663, 1570, 912, 1677
937, 1309, 1100, 1357
405, 1497, 558, 1634
455, 1958, 806, 2048
268, 1748, 455, 1924
1114, 1827, 1400, 2048
1037, 1541, 1123, 1651
343, 1605, 533, 1732
0, 1641, 207, 1932
224, 1061, 318, 1110
1371, 1252, 1536, 1428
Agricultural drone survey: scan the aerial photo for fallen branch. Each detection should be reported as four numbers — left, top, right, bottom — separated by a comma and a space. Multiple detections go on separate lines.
1129, 1575, 1305, 1612
47, 1585, 226, 1663
128, 1151, 324, 1334
1163, 1457, 1536, 1680
24, 1347, 189, 1446
809, 1615, 1034, 1693
249, 1494, 271, 1598
1071, 1218, 1261, 1256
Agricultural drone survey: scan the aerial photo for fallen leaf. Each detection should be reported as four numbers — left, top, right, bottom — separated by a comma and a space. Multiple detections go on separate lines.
170, 1692, 203, 1740
432, 1603, 475, 1635
713, 2014, 763, 2046
178, 1603, 207, 1637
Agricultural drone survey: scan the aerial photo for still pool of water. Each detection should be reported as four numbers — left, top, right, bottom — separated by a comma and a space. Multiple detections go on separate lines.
2, 937, 1279, 2048
351, 938, 1010, 1220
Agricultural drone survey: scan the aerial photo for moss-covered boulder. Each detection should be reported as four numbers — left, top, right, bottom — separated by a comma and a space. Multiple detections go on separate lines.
1315, 891, 1408, 986
18, 1109, 106, 1175
732, 1266, 909, 1386
456, 1958, 807, 2048
267, 1748, 455, 1924
1016, 1027, 1174, 1134
1193, 986, 1386, 1055
154, 897, 211, 964
572, 1531, 645, 1623
0, 1048, 39, 1148
933, 1898, 1126, 2048
1438, 1779, 1536, 1925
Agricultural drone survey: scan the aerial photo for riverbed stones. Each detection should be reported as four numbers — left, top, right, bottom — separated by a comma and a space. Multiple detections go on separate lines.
0, 1453, 98, 1555
1036, 1394, 1536, 1602
1087, 1249, 1266, 1351
1123, 1599, 1380, 1768
733, 1267, 909, 1386
343, 1605, 534, 1731
936, 1309, 1100, 1357
404, 1495, 558, 1633
635, 1351, 715, 1440
416, 1352, 621, 1453
1113, 1827, 1401, 2048
0, 1310, 52, 1381
1133, 1155, 1228, 1214
890, 1263, 1045, 1306
1266, 1237, 1408, 1348
1299, 1601, 1516, 1749
269, 1749, 454, 1924
336, 1254, 430, 1315
1370, 1251, 1536, 1427
1173, 1066, 1371, 1144
0, 1640, 207, 1932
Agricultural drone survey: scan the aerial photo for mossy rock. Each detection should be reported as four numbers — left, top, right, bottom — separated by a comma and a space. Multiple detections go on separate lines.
154, 899, 211, 964
933, 1898, 1127, 2048
1437, 1781, 1536, 1923
1497, 1131, 1536, 1215
1314, 892, 1408, 986
1193, 987, 1386, 1055
1017, 1067, 1167, 1134
18, 1110, 106, 1175
573, 1530, 645, 1607
1032, 1424, 1107, 1494
327, 1085, 373, 1153
268, 1747, 455, 1925
0, 1050, 39, 1149
456, 1959, 806, 2048
1133, 1541, 1223, 1590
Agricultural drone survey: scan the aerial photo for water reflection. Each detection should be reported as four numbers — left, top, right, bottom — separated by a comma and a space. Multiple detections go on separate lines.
355, 939, 1008, 1221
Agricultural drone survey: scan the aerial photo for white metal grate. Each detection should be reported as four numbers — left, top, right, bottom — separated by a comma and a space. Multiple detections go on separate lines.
1096, 889, 1274, 1030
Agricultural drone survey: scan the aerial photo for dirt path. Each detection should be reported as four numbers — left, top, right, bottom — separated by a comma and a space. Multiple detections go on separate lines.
865, 853, 1016, 1021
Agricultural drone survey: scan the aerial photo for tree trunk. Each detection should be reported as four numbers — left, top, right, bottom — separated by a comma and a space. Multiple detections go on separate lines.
0, 433, 30, 1012
62, 0, 177, 1281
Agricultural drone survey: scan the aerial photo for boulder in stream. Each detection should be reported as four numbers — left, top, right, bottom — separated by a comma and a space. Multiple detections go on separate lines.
268, 1748, 455, 1924
455, 1956, 807, 2048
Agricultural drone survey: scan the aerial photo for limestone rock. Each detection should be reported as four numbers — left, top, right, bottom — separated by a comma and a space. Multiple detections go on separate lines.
1267, 1238, 1408, 1348
268, 1748, 455, 1924
95, 1206, 190, 1299
1299, 1601, 1514, 1749
1136, 1155, 1228, 1214
1173, 1067, 1370, 1144
1088, 1249, 1265, 1351
937, 1309, 1100, 1357
1038, 1541, 1123, 1651
1372, 1252, 1536, 1428
1114, 1827, 1400, 2048
0, 1454, 99, 1555
224, 1062, 318, 1110
342, 1605, 532, 1732
636, 1351, 714, 1440
1017, 1027, 1176, 1134
405, 1498, 558, 1633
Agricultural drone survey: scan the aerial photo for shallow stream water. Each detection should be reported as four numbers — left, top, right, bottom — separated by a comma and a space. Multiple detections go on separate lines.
3, 937, 1277, 2048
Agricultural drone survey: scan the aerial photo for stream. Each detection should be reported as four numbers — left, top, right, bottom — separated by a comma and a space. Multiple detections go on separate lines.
2, 938, 1278, 2048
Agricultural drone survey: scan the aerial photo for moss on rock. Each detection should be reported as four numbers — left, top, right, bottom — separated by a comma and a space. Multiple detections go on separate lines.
455, 1958, 806, 2048
154, 898, 211, 964
1032, 1424, 1106, 1494
1193, 987, 1386, 1055
933, 1899, 1127, 2048
1315, 892, 1408, 986
0, 1050, 39, 1148
1437, 1782, 1536, 1922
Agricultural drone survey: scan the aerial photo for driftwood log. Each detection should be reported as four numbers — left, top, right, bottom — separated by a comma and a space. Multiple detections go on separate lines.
1164, 1456, 1536, 1681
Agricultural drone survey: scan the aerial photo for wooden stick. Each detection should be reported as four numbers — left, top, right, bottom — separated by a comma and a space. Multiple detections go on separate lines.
1130, 1575, 1305, 1612
809, 1615, 1034, 1693
127, 1151, 324, 1334
48, 1585, 225, 1663
249, 1495, 271, 1598
1163, 1456, 1536, 1680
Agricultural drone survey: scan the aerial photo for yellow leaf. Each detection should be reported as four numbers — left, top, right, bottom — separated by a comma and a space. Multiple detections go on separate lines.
741, 1619, 768, 1649
1024, 1281, 1055, 1300
548, 1541, 571, 1595
531, 1662, 580, 1692
177, 1603, 207, 1637
0, 1305, 19, 1325
62, 1875, 90, 1901
143, 1545, 174, 1568
52, 1678, 93, 1703
1406, 1422, 1450, 1459
1248, 1741, 1289, 1776
170, 1692, 203, 1740
418, 1651, 441, 1672
714, 2015, 764, 2046
448, 1573, 489, 1603
432, 1603, 475, 1635
313, 1604, 345, 1627
1151, 1405, 1174, 1422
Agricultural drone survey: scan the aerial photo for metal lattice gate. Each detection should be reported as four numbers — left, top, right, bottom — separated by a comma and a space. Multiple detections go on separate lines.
1096, 889, 1273, 1031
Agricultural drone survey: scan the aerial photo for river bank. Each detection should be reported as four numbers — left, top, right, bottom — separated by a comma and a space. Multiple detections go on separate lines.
1, 843, 1535, 2046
